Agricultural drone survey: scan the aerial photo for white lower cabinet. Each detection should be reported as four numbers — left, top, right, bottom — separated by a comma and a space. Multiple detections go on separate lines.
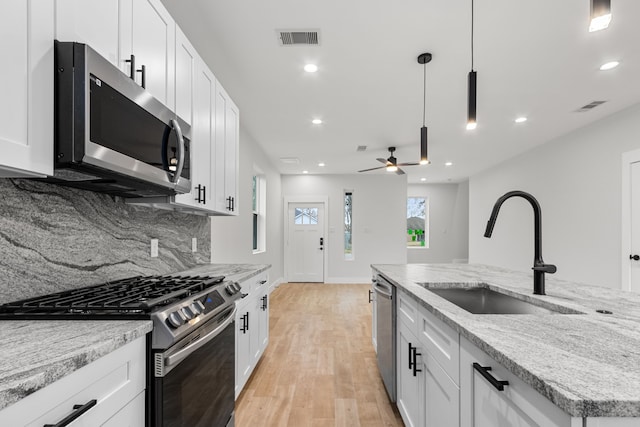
0, 336, 146, 426
371, 280, 377, 352
235, 271, 270, 398
397, 319, 424, 427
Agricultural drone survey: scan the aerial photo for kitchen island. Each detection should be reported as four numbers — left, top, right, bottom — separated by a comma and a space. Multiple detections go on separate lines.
373, 263, 640, 425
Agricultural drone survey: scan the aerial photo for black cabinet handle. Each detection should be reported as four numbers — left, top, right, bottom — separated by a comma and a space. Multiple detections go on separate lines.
137, 64, 146, 89
202, 185, 206, 203
412, 346, 422, 377
226, 196, 233, 211
261, 295, 268, 311
473, 363, 509, 391
631, 254, 640, 261
259, 280, 267, 285
240, 313, 248, 333
368, 289, 373, 303
125, 54, 135, 80
408, 342, 414, 370
43, 399, 97, 427
195, 184, 202, 203
232, 197, 235, 211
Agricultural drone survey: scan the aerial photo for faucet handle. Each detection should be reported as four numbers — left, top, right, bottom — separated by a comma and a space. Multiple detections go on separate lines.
533, 263, 557, 274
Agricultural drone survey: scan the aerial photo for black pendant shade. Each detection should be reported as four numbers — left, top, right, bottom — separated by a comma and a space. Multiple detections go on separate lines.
420, 126, 428, 165
467, 70, 477, 130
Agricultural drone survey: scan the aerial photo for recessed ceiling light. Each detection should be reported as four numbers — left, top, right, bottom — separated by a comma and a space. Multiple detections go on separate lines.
312, 119, 322, 124
304, 64, 318, 73
445, 162, 453, 166
318, 162, 325, 167
302, 170, 309, 174
420, 178, 427, 182
600, 61, 620, 71
515, 117, 528, 123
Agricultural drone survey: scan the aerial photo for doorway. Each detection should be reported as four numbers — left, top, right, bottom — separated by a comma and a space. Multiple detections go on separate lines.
622, 149, 640, 292
284, 198, 327, 283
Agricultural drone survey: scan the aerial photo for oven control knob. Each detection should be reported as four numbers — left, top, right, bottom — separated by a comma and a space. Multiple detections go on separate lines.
190, 302, 203, 315
194, 301, 206, 313
232, 282, 242, 292
167, 311, 185, 328
225, 284, 236, 296
181, 306, 195, 320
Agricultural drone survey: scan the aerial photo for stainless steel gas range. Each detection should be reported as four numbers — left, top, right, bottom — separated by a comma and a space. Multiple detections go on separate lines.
0, 274, 243, 427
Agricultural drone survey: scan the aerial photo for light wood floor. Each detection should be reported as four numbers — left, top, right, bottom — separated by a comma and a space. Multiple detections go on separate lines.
236, 283, 404, 427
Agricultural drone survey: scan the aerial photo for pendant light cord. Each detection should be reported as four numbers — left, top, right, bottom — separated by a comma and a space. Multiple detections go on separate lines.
423, 62, 427, 127
471, 0, 475, 70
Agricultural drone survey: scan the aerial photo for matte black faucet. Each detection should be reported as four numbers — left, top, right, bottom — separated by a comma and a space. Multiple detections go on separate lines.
484, 191, 556, 295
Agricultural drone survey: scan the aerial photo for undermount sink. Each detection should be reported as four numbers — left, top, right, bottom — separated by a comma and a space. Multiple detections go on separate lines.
420, 285, 582, 315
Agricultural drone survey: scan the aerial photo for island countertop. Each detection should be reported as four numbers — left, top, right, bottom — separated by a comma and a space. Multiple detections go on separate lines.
371, 263, 640, 418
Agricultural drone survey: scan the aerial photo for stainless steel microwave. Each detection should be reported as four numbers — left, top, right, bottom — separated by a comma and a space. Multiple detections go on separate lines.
48, 41, 191, 198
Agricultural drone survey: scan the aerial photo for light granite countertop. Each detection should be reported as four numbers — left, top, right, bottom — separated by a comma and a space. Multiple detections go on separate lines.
0, 320, 152, 411
371, 263, 640, 418
0, 263, 270, 413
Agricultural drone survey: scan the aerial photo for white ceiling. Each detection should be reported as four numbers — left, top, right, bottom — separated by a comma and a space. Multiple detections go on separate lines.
161, 0, 640, 184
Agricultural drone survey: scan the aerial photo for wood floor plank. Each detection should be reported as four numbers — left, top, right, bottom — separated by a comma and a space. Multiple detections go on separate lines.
236, 283, 404, 427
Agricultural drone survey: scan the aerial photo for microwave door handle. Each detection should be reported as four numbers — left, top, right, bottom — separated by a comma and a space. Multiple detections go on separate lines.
169, 119, 185, 183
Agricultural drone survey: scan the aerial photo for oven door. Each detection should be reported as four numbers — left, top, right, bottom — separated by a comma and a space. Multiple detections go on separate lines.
152, 306, 236, 427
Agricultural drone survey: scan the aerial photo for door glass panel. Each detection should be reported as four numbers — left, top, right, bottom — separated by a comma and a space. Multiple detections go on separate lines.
294, 208, 318, 225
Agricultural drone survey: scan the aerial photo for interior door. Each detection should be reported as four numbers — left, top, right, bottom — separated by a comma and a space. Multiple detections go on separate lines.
630, 161, 640, 292
287, 203, 325, 282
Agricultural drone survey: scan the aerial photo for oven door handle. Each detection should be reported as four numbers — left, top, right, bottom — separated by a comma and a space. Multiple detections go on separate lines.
163, 306, 237, 373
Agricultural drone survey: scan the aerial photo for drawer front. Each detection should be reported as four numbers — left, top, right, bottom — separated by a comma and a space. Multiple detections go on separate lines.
239, 271, 269, 295
1, 336, 146, 427
424, 351, 460, 427
397, 289, 419, 335
418, 307, 460, 384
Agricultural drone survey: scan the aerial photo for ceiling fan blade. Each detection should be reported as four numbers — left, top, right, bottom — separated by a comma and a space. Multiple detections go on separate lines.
358, 166, 386, 173
376, 158, 389, 165
397, 162, 420, 167
395, 168, 406, 175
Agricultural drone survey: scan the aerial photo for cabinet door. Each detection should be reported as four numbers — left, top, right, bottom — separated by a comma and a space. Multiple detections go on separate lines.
172, 30, 208, 210
121, 0, 175, 107
397, 323, 424, 427
235, 306, 252, 399
424, 351, 459, 427
460, 337, 571, 427
257, 293, 269, 357
55, 0, 120, 66
0, 0, 53, 178
214, 82, 239, 215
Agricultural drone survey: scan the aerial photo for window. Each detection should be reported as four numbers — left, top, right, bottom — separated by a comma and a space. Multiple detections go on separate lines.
252, 174, 266, 252
344, 191, 353, 260
294, 207, 318, 225
407, 197, 427, 247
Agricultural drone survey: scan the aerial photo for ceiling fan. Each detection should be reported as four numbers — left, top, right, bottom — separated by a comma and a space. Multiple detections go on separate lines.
357, 147, 419, 175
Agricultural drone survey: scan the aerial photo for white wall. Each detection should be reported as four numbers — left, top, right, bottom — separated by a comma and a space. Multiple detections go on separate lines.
210, 127, 284, 284
281, 174, 407, 283
469, 103, 640, 289
408, 182, 469, 264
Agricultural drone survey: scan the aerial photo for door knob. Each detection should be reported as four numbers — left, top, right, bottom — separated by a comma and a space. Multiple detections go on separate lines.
631, 254, 640, 261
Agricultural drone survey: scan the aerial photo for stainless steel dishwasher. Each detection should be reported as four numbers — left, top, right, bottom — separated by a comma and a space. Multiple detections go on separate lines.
374, 274, 396, 402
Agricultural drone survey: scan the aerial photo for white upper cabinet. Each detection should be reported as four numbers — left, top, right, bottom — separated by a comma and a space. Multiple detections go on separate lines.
121, 0, 175, 108
56, 0, 175, 108
175, 26, 196, 127
214, 82, 239, 215
55, 0, 120, 66
0, 0, 53, 178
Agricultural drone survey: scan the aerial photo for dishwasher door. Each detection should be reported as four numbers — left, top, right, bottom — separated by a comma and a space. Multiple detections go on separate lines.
374, 275, 396, 402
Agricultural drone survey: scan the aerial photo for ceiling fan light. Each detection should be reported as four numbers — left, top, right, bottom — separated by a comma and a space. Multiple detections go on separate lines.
420, 126, 429, 164
589, 0, 611, 32
467, 70, 477, 130
386, 165, 398, 172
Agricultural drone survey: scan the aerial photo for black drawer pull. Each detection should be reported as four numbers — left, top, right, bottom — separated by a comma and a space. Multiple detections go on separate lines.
412, 346, 422, 377
44, 399, 97, 427
473, 363, 509, 391
368, 289, 373, 303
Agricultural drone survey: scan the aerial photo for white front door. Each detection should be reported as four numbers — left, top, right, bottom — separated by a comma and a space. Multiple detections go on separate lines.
629, 161, 640, 292
287, 203, 325, 282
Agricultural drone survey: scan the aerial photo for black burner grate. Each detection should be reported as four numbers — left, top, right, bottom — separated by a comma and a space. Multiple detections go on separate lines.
0, 275, 225, 317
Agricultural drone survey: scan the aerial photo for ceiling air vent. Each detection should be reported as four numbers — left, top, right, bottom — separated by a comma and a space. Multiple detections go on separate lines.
279, 157, 300, 164
356, 145, 368, 152
575, 100, 607, 112
277, 30, 320, 46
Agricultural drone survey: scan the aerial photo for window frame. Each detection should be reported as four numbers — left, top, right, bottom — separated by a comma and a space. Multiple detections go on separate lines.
407, 196, 429, 249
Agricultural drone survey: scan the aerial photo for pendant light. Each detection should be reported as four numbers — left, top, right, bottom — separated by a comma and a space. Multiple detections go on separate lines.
418, 53, 432, 165
466, 0, 477, 131
589, 0, 611, 32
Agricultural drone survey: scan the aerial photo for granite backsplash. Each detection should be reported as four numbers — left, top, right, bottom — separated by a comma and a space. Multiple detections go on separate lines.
0, 179, 210, 304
